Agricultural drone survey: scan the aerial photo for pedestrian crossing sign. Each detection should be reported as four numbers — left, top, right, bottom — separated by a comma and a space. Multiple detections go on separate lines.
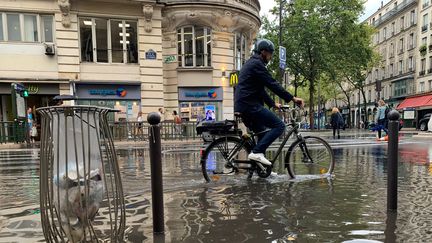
229, 71, 239, 87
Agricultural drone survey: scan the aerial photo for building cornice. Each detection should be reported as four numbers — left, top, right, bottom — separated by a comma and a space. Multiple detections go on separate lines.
162, 4, 260, 38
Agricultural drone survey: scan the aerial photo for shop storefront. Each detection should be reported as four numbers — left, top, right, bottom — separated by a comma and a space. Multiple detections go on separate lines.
397, 93, 432, 128
75, 83, 141, 122
0, 83, 60, 122
178, 87, 223, 121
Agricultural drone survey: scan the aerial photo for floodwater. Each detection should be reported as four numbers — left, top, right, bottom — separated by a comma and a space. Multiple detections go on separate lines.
1, 137, 432, 242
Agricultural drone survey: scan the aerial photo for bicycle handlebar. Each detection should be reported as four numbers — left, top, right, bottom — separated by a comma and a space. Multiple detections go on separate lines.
277, 105, 303, 112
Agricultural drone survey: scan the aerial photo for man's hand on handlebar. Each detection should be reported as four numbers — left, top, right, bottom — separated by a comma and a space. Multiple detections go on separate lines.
292, 97, 304, 108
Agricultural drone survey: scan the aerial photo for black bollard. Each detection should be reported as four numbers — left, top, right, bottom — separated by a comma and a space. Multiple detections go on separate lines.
387, 110, 400, 212
147, 112, 165, 234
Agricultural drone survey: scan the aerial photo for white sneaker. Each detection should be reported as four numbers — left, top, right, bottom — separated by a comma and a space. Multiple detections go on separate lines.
248, 152, 272, 166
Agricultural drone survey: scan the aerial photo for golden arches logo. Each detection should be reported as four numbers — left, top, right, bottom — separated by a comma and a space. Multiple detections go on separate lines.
229, 72, 239, 87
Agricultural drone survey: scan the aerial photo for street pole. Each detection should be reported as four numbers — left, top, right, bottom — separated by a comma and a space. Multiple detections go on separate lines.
279, 0, 284, 105
147, 112, 165, 234
387, 110, 400, 212
318, 81, 321, 130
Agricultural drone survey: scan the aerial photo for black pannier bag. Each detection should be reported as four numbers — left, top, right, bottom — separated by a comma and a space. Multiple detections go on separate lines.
196, 120, 240, 136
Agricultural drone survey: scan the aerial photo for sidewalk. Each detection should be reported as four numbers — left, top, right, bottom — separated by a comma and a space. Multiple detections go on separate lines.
0, 128, 419, 150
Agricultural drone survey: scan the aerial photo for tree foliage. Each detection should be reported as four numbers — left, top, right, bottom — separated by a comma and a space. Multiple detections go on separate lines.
262, 0, 376, 129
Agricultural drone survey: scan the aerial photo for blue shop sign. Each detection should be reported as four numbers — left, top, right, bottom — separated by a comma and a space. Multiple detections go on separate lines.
179, 87, 223, 101
76, 84, 141, 100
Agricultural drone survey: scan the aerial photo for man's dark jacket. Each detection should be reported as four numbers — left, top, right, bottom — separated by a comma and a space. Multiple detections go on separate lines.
234, 54, 294, 113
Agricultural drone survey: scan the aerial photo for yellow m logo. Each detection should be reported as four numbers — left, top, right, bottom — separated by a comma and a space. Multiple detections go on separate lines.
229, 72, 239, 87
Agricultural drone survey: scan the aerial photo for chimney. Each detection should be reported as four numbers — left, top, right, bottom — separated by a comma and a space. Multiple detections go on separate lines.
381, 1, 384, 7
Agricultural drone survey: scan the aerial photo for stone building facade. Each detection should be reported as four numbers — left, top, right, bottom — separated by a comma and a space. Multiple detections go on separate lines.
360, 0, 419, 127
0, 0, 260, 122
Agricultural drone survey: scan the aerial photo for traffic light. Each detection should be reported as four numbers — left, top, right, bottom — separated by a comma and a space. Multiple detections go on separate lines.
21, 90, 29, 98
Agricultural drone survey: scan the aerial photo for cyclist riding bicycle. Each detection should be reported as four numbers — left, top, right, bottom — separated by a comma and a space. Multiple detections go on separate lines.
234, 39, 304, 166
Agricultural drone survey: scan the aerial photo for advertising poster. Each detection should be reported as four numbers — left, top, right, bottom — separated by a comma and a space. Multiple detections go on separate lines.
205, 105, 216, 121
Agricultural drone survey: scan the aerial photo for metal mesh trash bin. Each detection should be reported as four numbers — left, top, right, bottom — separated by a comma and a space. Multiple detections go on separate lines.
38, 106, 125, 243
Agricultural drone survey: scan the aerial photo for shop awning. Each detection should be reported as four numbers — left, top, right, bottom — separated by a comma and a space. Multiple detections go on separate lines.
397, 94, 432, 110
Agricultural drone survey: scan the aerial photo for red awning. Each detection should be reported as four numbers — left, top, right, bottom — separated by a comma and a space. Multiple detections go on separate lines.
397, 94, 432, 110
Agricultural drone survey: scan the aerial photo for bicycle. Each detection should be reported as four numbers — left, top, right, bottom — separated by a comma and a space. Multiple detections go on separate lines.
200, 105, 335, 182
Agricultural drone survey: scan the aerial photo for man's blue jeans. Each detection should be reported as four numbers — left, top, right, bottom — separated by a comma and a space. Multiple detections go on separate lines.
242, 107, 285, 153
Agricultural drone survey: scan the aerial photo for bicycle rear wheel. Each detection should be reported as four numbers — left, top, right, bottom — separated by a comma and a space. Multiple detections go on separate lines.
286, 136, 334, 179
201, 136, 252, 182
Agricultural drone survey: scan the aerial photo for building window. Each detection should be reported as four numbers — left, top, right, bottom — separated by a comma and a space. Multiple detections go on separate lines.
79, 18, 138, 64
383, 27, 387, 40
409, 33, 414, 49
421, 58, 426, 71
0, 13, 53, 43
422, 37, 427, 46
7, 14, 21, 41
411, 10, 416, 25
399, 60, 403, 73
368, 90, 371, 102
399, 38, 404, 53
0, 16, 2, 41
235, 33, 248, 70
409, 56, 413, 71
420, 82, 425, 92
429, 80, 432, 90
41, 15, 53, 43
429, 56, 432, 71
177, 26, 212, 68
423, 0, 430, 8
391, 22, 395, 35
394, 80, 407, 97
423, 14, 429, 32
390, 63, 394, 76
400, 16, 405, 31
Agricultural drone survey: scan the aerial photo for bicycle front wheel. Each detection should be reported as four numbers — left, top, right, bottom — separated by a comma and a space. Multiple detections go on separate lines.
286, 136, 334, 179
201, 136, 251, 182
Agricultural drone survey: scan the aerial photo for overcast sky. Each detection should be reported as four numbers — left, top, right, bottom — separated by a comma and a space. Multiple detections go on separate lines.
258, 0, 391, 22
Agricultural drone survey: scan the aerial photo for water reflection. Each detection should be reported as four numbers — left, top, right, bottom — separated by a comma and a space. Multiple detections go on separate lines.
1, 141, 432, 242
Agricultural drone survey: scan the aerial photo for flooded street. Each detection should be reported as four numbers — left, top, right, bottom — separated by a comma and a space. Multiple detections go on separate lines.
1, 137, 432, 242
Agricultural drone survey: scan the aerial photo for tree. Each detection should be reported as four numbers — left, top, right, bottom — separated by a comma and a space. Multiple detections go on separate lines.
262, 0, 373, 129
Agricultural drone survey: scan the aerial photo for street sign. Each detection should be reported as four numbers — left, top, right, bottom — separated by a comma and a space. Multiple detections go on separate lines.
279, 46, 286, 70
279, 62, 286, 70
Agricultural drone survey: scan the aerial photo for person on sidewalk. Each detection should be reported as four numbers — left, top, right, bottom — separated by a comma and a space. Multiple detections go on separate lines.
172, 110, 182, 136
375, 99, 389, 140
330, 107, 343, 139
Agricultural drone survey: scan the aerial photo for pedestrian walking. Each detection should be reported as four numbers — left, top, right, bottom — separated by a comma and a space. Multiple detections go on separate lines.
375, 99, 389, 140
27, 107, 33, 141
330, 107, 343, 139
30, 123, 38, 143
158, 108, 165, 122
137, 111, 143, 138
172, 110, 182, 136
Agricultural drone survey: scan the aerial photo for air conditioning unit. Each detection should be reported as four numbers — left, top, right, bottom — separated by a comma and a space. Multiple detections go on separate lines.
44, 43, 55, 56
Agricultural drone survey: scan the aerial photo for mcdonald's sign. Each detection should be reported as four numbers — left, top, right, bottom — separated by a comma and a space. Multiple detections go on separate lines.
229, 71, 239, 87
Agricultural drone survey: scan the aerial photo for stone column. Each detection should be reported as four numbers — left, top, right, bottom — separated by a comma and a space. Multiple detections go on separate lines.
139, 4, 164, 116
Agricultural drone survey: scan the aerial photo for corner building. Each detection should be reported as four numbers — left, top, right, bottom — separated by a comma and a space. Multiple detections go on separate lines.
362, 0, 418, 127
0, 0, 260, 122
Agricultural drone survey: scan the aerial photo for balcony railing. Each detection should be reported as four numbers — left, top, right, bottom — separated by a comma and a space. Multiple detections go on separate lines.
372, 0, 417, 27
428, 68, 432, 73
420, 70, 426, 76
422, 25, 428, 32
